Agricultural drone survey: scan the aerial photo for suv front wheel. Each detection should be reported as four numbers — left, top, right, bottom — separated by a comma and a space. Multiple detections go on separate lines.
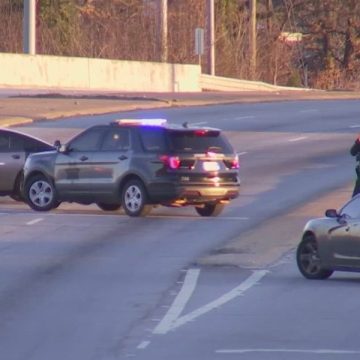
122, 179, 152, 217
195, 203, 225, 217
25, 174, 60, 211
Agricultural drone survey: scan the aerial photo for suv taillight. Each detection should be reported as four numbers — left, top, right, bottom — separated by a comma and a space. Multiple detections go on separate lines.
224, 155, 239, 169
160, 155, 181, 169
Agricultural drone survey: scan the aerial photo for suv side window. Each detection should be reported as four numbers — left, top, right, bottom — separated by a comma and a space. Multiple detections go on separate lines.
101, 128, 130, 151
69, 126, 106, 152
139, 127, 167, 152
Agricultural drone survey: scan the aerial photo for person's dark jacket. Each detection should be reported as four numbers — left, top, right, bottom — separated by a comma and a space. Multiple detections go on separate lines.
351, 138, 360, 157
351, 138, 360, 197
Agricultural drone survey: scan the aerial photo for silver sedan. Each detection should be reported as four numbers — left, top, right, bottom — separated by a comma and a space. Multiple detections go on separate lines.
0, 128, 54, 200
297, 194, 360, 279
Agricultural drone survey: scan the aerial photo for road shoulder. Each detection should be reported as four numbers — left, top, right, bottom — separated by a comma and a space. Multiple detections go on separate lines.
198, 185, 352, 269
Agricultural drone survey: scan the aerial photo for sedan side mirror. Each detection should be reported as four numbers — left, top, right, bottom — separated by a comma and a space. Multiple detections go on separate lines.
325, 209, 338, 218
54, 140, 61, 151
54, 140, 69, 153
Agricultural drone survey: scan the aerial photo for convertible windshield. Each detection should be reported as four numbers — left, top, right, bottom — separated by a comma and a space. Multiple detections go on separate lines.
340, 196, 360, 219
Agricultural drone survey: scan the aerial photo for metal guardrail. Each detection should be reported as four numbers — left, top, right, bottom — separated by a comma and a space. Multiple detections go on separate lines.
200, 74, 306, 92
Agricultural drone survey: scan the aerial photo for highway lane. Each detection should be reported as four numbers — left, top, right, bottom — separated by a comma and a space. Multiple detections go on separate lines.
0, 99, 358, 359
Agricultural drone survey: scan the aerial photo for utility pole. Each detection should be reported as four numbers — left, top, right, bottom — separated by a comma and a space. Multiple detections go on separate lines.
266, 0, 273, 83
206, 0, 215, 75
250, 0, 257, 79
23, 0, 37, 54
159, 0, 168, 62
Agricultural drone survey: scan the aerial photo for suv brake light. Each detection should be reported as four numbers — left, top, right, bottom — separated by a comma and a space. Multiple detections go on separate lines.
231, 155, 240, 169
160, 155, 181, 169
224, 155, 239, 169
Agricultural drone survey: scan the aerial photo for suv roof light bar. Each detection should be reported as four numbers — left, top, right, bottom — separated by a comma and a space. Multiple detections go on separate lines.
114, 118, 167, 126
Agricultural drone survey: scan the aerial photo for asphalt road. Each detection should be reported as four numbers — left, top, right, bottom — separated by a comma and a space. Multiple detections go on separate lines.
0, 99, 359, 360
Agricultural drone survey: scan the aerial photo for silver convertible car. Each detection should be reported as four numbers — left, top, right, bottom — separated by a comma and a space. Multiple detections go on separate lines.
297, 194, 360, 279
0, 128, 54, 200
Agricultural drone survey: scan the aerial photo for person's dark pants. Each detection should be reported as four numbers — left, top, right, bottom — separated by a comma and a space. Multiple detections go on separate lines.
353, 167, 360, 197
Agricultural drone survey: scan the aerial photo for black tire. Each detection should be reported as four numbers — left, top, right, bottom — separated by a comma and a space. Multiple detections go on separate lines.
10, 173, 24, 202
195, 203, 225, 217
296, 235, 333, 280
121, 179, 152, 217
96, 203, 121, 211
24, 174, 60, 212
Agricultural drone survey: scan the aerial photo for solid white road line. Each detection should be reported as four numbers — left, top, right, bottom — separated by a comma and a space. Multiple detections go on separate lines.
26, 218, 43, 226
299, 109, 318, 113
288, 136, 308, 142
216, 348, 360, 354
153, 269, 200, 335
154, 270, 268, 335
168, 270, 268, 333
26, 213, 249, 221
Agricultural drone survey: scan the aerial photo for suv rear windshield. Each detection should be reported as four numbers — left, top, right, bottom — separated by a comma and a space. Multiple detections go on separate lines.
138, 127, 234, 153
166, 129, 233, 153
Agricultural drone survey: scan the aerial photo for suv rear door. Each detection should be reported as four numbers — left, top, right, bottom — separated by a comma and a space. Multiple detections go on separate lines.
91, 127, 132, 195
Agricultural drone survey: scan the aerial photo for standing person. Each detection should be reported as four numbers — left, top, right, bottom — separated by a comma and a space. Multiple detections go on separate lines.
350, 135, 360, 197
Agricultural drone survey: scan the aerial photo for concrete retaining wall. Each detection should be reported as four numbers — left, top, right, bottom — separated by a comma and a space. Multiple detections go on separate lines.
0, 53, 201, 92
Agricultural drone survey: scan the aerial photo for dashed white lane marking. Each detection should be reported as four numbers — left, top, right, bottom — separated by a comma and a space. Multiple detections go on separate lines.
350, 125, 360, 128
288, 136, 308, 142
216, 349, 360, 355
26, 218, 43, 226
234, 116, 255, 120
237, 151, 247, 156
191, 121, 208, 126
137, 341, 151, 350
153, 269, 268, 335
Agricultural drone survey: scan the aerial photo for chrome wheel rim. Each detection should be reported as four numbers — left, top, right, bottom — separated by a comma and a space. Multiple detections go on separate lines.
29, 180, 53, 208
124, 185, 142, 213
299, 241, 322, 275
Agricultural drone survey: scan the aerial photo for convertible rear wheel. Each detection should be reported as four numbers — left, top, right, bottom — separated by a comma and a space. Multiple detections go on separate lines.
296, 235, 333, 280
195, 203, 225, 217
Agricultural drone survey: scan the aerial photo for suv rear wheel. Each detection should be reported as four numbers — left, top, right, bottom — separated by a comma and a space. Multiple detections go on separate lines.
122, 179, 152, 217
25, 175, 60, 211
195, 203, 225, 217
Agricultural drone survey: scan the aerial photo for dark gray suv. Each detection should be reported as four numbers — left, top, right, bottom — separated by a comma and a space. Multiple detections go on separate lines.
23, 119, 240, 217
